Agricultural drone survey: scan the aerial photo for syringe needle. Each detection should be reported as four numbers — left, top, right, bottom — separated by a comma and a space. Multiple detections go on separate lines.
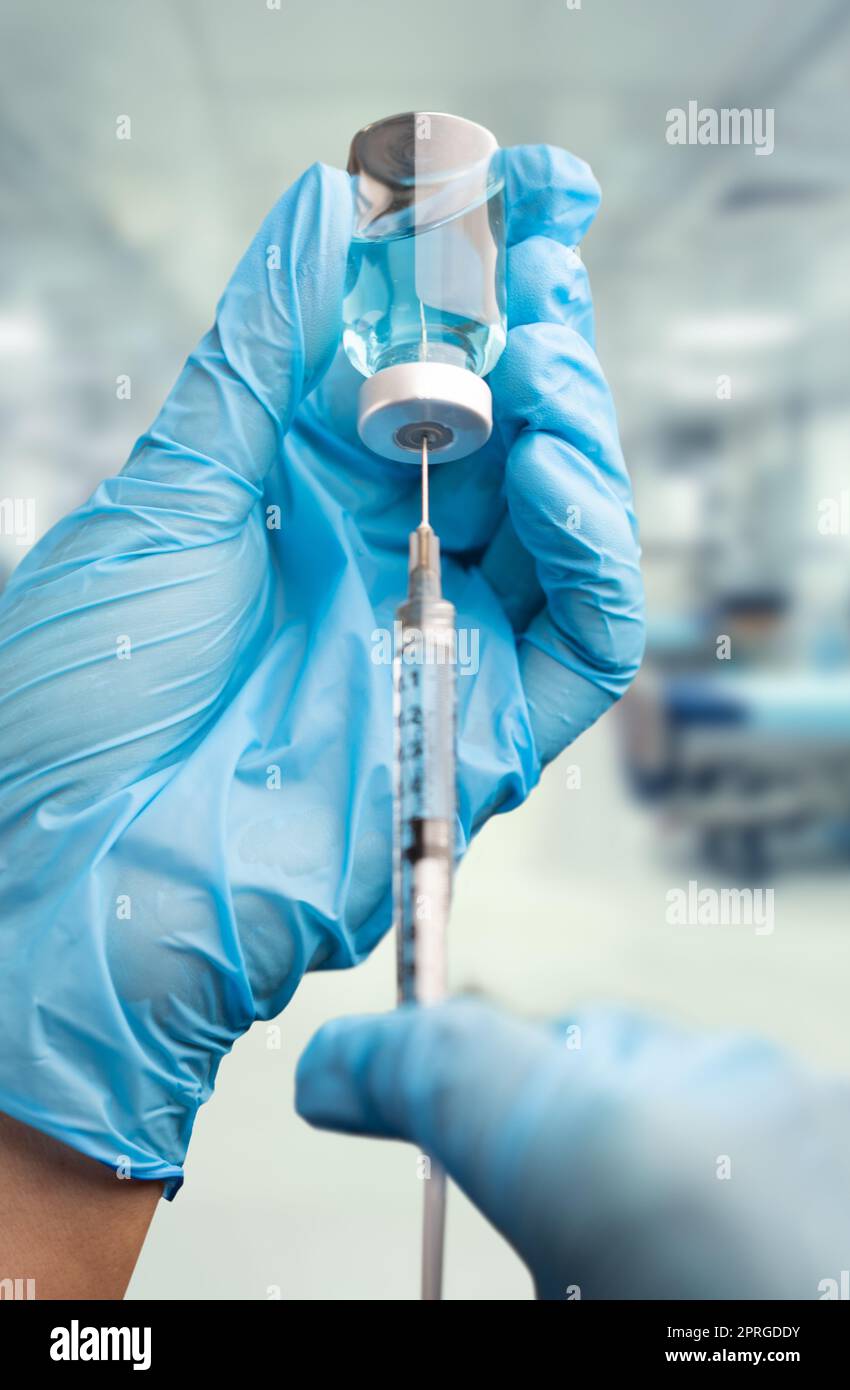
421, 435, 430, 529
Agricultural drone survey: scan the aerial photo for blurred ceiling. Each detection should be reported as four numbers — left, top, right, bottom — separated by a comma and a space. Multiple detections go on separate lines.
0, 0, 848, 545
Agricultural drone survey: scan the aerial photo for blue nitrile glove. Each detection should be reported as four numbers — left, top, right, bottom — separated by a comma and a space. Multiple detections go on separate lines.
0, 148, 643, 1193
296, 999, 850, 1300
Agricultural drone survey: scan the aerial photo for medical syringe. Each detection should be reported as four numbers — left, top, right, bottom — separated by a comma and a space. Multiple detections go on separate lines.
393, 436, 456, 1301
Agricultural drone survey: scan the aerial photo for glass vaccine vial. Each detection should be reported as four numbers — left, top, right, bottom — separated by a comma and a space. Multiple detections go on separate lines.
343, 111, 506, 463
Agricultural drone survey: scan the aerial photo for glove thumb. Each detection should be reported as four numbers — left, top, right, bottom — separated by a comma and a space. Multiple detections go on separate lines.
121, 162, 353, 535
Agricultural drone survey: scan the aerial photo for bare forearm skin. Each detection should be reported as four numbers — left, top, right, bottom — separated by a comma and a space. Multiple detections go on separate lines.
0, 1112, 161, 1300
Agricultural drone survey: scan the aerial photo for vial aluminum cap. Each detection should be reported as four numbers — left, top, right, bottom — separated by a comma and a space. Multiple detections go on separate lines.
357, 361, 493, 464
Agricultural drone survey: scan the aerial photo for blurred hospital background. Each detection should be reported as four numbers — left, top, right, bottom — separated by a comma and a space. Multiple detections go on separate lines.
1, 0, 849, 1298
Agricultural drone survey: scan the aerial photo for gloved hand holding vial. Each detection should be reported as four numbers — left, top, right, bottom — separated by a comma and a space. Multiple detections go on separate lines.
0, 115, 645, 1296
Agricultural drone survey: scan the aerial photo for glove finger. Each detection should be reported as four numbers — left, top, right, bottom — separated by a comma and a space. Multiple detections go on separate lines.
506, 236, 595, 344
295, 999, 561, 1219
121, 163, 353, 532
477, 511, 544, 634
490, 322, 645, 762
502, 145, 600, 249
479, 236, 596, 628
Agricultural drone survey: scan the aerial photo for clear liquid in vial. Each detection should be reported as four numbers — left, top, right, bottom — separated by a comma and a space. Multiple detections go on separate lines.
343, 188, 506, 379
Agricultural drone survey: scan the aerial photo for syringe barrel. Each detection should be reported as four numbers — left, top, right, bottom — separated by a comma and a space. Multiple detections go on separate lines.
393, 593, 457, 1006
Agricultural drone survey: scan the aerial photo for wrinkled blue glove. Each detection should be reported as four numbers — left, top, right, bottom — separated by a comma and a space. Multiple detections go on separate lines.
0, 148, 643, 1193
297, 999, 850, 1300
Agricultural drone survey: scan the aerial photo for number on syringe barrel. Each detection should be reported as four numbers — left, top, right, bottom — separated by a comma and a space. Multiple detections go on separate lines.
398, 644, 455, 828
